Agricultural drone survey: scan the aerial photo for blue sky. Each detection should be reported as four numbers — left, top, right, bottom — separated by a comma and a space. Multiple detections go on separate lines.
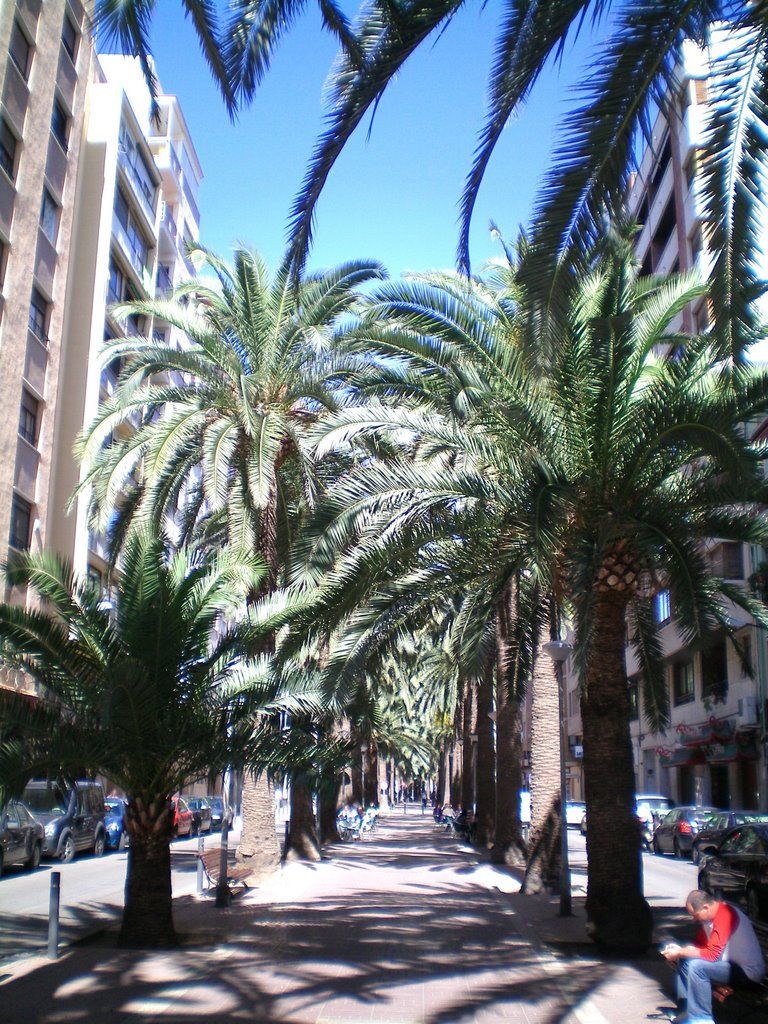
143, 4, 602, 278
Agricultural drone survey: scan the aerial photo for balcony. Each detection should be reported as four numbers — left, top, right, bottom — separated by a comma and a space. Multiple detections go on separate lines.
46, 133, 68, 198
2, 61, 29, 136
56, 45, 77, 109
14, 437, 39, 501
24, 330, 48, 394
34, 229, 57, 295
0, 172, 15, 237
117, 145, 157, 226
161, 204, 177, 241
112, 213, 152, 294
182, 178, 200, 227
17, 0, 41, 36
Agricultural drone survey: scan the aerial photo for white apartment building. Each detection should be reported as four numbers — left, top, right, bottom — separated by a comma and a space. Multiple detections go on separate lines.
562, 37, 768, 811
48, 54, 203, 593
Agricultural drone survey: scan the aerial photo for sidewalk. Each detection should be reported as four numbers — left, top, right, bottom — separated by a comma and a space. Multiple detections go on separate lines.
0, 812, 684, 1024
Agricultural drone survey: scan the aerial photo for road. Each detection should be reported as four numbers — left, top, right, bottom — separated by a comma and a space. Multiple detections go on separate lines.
0, 828, 236, 965
567, 828, 699, 909
0, 821, 697, 967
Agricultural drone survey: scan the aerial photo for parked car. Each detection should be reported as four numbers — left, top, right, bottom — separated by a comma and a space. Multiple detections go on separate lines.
186, 798, 212, 835
698, 823, 768, 921
205, 796, 233, 831
0, 799, 44, 876
579, 794, 674, 842
692, 811, 768, 865
22, 780, 107, 862
171, 797, 194, 838
566, 801, 586, 828
652, 805, 720, 858
104, 797, 129, 851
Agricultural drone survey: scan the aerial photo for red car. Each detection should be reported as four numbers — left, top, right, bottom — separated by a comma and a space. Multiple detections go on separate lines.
171, 797, 193, 838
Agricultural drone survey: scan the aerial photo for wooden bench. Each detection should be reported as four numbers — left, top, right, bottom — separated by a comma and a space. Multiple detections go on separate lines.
200, 848, 251, 898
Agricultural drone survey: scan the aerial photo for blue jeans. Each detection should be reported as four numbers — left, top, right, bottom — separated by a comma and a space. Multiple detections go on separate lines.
676, 958, 747, 1020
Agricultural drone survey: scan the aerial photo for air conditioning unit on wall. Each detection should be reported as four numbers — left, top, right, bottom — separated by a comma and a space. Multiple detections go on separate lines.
739, 695, 759, 726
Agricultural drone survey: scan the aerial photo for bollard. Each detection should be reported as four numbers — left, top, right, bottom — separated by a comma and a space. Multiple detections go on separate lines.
47, 872, 61, 959
214, 825, 230, 907
196, 833, 205, 893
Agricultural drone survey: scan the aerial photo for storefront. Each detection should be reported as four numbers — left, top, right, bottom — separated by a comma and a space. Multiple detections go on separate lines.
658, 717, 760, 808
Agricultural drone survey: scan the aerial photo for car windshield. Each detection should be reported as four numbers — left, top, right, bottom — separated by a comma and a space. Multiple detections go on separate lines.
735, 813, 768, 824
23, 786, 68, 815
640, 799, 671, 811
105, 800, 123, 817
209, 798, 223, 810
690, 808, 718, 824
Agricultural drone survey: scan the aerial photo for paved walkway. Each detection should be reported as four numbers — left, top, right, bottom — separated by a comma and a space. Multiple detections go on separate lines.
0, 811, 684, 1024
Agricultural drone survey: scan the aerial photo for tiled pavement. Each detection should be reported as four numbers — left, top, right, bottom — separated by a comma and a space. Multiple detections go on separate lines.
0, 811, 681, 1024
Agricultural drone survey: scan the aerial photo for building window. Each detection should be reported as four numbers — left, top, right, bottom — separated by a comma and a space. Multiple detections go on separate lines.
654, 589, 671, 624
28, 288, 49, 344
568, 685, 581, 719
87, 564, 103, 593
118, 122, 156, 210
9, 495, 32, 550
18, 390, 39, 446
51, 99, 69, 152
115, 187, 130, 229
108, 259, 126, 305
9, 21, 31, 81
702, 640, 728, 704
673, 660, 695, 706
0, 119, 18, 181
40, 188, 59, 244
709, 542, 743, 580
62, 14, 78, 62
651, 195, 677, 263
649, 135, 672, 197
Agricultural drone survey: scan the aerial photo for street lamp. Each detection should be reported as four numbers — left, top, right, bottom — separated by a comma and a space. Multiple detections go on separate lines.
542, 638, 573, 917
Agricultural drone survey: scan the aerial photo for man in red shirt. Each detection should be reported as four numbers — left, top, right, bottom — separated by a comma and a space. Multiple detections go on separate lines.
662, 889, 765, 1024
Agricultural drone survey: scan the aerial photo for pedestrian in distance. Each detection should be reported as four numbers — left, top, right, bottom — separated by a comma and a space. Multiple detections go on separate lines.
421, 792, 427, 814
661, 889, 765, 1024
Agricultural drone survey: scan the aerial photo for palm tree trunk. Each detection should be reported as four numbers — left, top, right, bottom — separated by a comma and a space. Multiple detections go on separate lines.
120, 797, 175, 947
450, 701, 464, 807
491, 580, 526, 867
319, 770, 342, 843
236, 771, 280, 876
582, 590, 652, 950
461, 679, 477, 813
522, 612, 562, 894
474, 651, 496, 847
436, 748, 447, 806
287, 776, 320, 861
364, 741, 379, 806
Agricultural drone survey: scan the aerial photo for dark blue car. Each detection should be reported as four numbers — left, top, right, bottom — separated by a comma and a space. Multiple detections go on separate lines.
104, 797, 128, 851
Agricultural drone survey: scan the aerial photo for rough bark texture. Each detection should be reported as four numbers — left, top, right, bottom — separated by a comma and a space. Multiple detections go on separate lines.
450, 700, 464, 808
582, 591, 652, 951
287, 776, 321, 861
474, 652, 496, 847
236, 771, 280, 877
522, 618, 562, 894
319, 770, 342, 843
491, 581, 526, 867
377, 754, 389, 810
351, 759, 363, 804
120, 797, 176, 947
436, 749, 447, 806
461, 680, 477, 813
364, 742, 379, 807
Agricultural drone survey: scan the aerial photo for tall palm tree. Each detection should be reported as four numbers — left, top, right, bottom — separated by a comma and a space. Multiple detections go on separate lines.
297, 247, 768, 948
76, 246, 385, 869
0, 530, 282, 948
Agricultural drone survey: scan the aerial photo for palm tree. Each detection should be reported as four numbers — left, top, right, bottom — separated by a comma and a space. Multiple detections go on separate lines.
297, 246, 768, 948
0, 530, 275, 948
75, 246, 384, 869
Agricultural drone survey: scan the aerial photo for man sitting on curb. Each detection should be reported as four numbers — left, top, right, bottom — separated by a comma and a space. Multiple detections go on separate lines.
662, 888, 765, 1024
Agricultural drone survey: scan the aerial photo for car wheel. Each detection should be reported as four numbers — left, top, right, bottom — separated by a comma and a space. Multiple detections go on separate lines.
94, 832, 106, 857
652, 836, 662, 856
60, 834, 76, 863
0, 850, 4, 878
190, 821, 199, 838
673, 838, 683, 859
746, 886, 760, 920
118, 832, 127, 851
692, 845, 700, 866
25, 841, 41, 871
